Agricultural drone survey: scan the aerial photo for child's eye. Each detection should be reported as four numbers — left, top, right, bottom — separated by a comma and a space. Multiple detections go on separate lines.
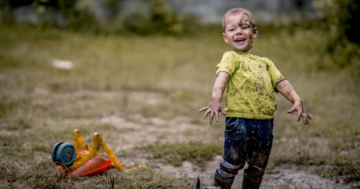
242, 26, 249, 30
229, 29, 235, 31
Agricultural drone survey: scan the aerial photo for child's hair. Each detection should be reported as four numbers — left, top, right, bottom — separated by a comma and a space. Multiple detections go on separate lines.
222, 8, 256, 32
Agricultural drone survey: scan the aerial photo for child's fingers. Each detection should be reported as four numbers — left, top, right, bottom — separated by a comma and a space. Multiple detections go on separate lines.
199, 107, 209, 112
209, 111, 214, 124
221, 108, 226, 115
215, 111, 219, 122
308, 114, 312, 119
300, 113, 311, 125
287, 107, 296, 113
203, 109, 211, 119
305, 114, 311, 124
302, 113, 308, 125
297, 111, 301, 122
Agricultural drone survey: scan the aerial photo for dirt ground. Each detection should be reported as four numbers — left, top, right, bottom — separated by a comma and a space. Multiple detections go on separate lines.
2, 88, 359, 188
97, 108, 360, 189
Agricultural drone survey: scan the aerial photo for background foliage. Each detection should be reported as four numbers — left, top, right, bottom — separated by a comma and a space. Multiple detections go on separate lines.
311, 0, 360, 71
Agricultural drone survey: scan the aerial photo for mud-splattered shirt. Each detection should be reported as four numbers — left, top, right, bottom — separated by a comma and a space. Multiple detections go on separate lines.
216, 51, 286, 120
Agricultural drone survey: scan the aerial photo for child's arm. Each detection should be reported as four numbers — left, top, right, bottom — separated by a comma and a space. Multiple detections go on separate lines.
276, 80, 312, 124
199, 72, 230, 124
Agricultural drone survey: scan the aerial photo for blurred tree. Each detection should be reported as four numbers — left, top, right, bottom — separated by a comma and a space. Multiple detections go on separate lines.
6, 0, 76, 10
1, 0, 196, 35
315, 0, 360, 44
344, 1, 360, 43
36, 0, 77, 13
121, 0, 196, 35
295, 0, 305, 10
102, 0, 122, 19
8, 0, 35, 7
313, 0, 360, 70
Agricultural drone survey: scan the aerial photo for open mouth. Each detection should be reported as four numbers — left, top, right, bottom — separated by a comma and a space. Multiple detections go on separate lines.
234, 39, 246, 42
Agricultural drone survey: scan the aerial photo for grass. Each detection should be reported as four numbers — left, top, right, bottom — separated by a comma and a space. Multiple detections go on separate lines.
138, 141, 223, 167
91, 168, 192, 189
0, 156, 191, 188
0, 156, 74, 189
0, 24, 359, 187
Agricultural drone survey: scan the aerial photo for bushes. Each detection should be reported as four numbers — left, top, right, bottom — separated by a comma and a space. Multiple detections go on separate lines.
2, 0, 197, 36
120, 0, 196, 35
313, 0, 360, 70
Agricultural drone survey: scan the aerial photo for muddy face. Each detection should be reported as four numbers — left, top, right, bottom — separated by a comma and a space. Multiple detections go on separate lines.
222, 12, 258, 54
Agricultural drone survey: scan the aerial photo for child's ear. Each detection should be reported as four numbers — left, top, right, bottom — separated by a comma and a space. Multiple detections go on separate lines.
253, 27, 258, 38
222, 33, 229, 44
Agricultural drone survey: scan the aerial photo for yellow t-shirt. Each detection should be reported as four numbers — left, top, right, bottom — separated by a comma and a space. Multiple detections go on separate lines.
216, 51, 286, 120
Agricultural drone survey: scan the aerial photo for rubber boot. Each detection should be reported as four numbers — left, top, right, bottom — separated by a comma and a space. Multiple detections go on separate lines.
241, 166, 264, 189
214, 174, 234, 189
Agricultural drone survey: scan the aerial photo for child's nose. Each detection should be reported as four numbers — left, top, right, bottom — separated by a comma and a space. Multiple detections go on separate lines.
236, 28, 243, 35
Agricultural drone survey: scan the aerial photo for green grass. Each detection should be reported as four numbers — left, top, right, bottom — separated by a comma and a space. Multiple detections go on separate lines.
0, 24, 360, 187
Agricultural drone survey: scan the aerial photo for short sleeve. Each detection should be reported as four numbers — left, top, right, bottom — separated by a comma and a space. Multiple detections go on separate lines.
215, 52, 236, 76
266, 59, 286, 92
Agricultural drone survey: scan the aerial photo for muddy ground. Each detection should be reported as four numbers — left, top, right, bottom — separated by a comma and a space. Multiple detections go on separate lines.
97, 109, 359, 189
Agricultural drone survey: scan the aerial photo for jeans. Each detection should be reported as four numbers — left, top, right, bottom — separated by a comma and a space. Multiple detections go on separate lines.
214, 118, 274, 189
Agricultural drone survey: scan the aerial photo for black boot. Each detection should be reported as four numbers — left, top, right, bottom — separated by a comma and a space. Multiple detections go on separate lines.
214, 169, 234, 189
241, 166, 264, 189
214, 177, 233, 189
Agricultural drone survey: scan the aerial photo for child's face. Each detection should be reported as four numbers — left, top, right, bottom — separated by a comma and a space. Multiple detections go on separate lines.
222, 13, 258, 54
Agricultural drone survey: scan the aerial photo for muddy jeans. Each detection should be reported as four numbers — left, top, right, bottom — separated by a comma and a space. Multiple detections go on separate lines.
214, 118, 274, 189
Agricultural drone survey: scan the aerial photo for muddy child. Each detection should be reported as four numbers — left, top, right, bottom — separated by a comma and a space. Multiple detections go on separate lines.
199, 8, 312, 189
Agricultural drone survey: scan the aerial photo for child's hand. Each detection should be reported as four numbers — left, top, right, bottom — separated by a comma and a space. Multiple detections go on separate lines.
199, 102, 227, 124
287, 100, 312, 125
277, 80, 312, 125
200, 71, 230, 124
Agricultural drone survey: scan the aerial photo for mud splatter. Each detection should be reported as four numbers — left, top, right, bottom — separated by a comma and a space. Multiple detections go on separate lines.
230, 146, 239, 160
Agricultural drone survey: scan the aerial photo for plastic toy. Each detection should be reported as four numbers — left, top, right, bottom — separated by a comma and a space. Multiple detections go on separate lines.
52, 142, 76, 167
57, 150, 113, 177
52, 129, 146, 176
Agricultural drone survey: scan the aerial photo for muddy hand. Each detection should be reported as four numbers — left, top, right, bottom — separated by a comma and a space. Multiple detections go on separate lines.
287, 101, 312, 125
199, 102, 226, 124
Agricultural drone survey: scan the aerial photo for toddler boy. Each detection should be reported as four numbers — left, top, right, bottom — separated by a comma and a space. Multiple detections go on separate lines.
199, 8, 312, 189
